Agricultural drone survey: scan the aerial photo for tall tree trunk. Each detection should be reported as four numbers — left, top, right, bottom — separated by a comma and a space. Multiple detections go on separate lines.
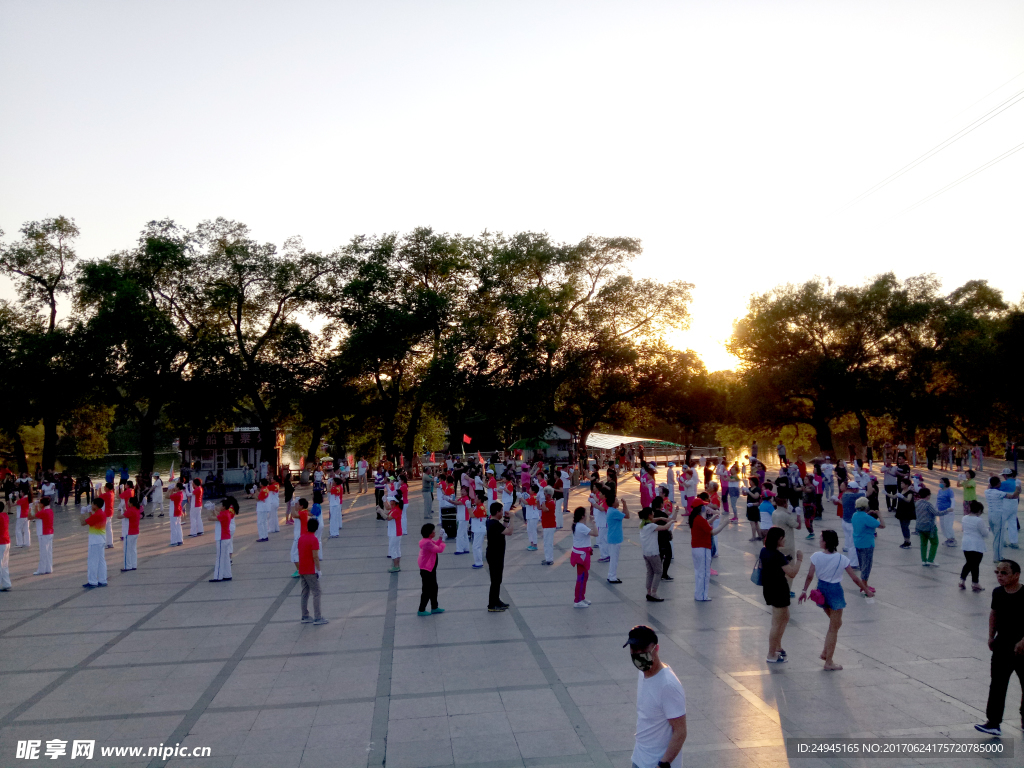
305, 420, 323, 467
138, 408, 158, 481
12, 429, 29, 474
403, 388, 427, 469
855, 411, 869, 446
810, 415, 834, 453
42, 411, 59, 470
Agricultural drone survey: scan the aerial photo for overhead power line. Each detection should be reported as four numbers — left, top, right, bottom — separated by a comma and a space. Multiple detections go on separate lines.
843, 85, 1024, 209
897, 140, 1024, 217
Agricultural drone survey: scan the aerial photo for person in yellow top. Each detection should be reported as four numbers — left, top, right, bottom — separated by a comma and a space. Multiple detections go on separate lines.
962, 469, 978, 514
80, 498, 109, 588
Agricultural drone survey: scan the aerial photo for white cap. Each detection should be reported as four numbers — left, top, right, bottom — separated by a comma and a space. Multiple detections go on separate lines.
848, 481, 860, 490
1001, 468, 1013, 475
667, 462, 675, 467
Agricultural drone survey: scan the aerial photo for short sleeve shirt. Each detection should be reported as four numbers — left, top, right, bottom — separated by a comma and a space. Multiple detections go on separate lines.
297, 532, 320, 574
485, 518, 507, 557
123, 505, 142, 535
632, 666, 686, 768
605, 507, 625, 544
217, 510, 233, 539
36, 507, 55, 536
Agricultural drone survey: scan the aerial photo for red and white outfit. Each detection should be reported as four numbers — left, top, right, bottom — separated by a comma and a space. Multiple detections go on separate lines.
0, 512, 10, 589
122, 503, 141, 570
212, 509, 233, 581
470, 502, 487, 566
168, 490, 184, 545
455, 495, 472, 554
119, 489, 133, 539
328, 481, 344, 537
34, 505, 54, 575
501, 480, 515, 512
541, 494, 557, 564
268, 481, 281, 533
590, 490, 608, 561
189, 484, 204, 536
387, 503, 403, 560
524, 493, 540, 548
15, 496, 31, 548
102, 490, 115, 547
256, 487, 270, 540
85, 505, 108, 586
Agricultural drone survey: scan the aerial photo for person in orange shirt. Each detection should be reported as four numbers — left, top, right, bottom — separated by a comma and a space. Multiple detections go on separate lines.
168, 482, 184, 546
206, 497, 234, 581
27, 496, 55, 575
118, 497, 142, 571
486, 470, 498, 504
101, 482, 116, 549
540, 486, 558, 565
80, 497, 109, 587
267, 476, 281, 533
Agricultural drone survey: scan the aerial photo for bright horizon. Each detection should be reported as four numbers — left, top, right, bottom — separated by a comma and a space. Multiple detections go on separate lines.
3, 1, 1023, 374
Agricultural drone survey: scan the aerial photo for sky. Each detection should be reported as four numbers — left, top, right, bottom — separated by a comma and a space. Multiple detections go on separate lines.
2, 0, 1023, 372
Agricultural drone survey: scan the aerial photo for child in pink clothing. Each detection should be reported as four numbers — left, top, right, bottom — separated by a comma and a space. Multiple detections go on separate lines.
417, 523, 446, 616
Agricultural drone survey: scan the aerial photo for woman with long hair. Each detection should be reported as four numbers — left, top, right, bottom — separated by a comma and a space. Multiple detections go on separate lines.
570, 506, 598, 607
891, 476, 916, 549
798, 530, 874, 670
743, 478, 762, 542
761, 526, 803, 662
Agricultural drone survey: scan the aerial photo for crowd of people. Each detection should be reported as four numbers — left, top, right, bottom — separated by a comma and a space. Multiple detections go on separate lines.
2, 440, 1022, 745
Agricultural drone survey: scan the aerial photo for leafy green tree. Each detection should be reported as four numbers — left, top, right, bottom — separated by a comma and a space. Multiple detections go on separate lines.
0, 217, 80, 468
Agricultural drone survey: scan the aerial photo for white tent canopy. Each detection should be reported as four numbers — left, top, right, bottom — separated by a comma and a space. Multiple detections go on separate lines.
586, 432, 654, 450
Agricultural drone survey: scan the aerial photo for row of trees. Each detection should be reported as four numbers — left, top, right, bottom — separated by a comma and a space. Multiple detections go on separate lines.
2, 216, 1018, 478
0, 217, 703, 478
726, 273, 1022, 454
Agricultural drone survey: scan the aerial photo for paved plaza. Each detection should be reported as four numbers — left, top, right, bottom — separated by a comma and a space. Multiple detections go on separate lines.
0, 464, 1020, 768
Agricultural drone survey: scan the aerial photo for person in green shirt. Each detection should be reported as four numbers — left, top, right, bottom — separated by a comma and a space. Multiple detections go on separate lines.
962, 469, 978, 514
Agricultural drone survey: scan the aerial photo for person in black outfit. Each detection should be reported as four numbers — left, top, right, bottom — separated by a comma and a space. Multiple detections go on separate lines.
761, 526, 803, 663
976, 559, 1024, 736
652, 496, 674, 580
485, 502, 513, 611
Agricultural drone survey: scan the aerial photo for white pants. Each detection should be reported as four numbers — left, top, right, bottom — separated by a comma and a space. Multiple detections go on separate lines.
472, 526, 485, 566
0, 543, 9, 589
121, 516, 129, 538
939, 511, 956, 542
291, 522, 302, 563
36, 534, 53, 574
526, 518, 538, 546
388, 534, 401, 559
543, 527, 555, 563
456, 519, 470, 553
606, 541, 621, 580
401, 507, 408, 535
152, 494, 163, 515
123, 534, 138, 570
190, 506, 204, 535
87, 534, 108, 585
841, 521, 859, 567
229, 520, 235, 553
169, 516, 183, 545
692, 547, 711, 600
330, 503, 342, 536
36, 518, 43, 539
256, 506, 269, 539
104, 516, 114, 546
15, 518, 30, 547
1005, 506, 1019, 546
596, 525, 608, 556
991, 512, 1008, 562
269, 500, 280, 532
213, 539, 232, 580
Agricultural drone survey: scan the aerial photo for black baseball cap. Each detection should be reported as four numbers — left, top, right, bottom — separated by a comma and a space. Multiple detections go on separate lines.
623, 625, 658, 648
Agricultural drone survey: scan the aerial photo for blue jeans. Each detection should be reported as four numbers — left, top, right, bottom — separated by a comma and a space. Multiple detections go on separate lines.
856, 547, 875, 583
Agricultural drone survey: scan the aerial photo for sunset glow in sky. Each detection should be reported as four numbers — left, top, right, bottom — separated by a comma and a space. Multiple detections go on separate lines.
2, 1, 1023, 372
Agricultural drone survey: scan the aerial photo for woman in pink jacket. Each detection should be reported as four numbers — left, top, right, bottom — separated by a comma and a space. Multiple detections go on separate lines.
417, 523, 446, 616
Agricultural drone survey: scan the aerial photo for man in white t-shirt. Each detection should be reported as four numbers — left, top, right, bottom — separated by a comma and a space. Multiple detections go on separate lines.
624, 625, 687, 768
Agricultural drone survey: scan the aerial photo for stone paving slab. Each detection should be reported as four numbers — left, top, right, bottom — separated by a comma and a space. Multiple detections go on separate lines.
0, 461, 1020, 766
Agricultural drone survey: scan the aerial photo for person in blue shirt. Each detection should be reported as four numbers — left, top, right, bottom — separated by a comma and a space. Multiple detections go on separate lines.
851, 497, 884, 595
936, 478, 956, 547
105, 467, 115, 485
837, 480, 866, 568
1000, 469, 1019, 550
604, 499, 630, 584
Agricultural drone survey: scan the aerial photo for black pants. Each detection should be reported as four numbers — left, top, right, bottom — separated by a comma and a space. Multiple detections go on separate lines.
419, 564, 438, 612
986, 649, 1024, 726
343, 478, 351, 493
884, 485, 897, 512
961, 550, 984, 583
660, 537, 672, 578
487, 552, 504, 607
374, 489, 384, 509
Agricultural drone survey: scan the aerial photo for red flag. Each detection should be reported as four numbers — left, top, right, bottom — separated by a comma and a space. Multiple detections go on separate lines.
477, 451, 483, 463
399, 455, 405, 467
430, 452, 435, 462
463, 434, 472, 444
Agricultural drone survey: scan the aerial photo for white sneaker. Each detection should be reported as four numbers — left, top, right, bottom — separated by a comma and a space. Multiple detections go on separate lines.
573, 601, 588, 608
582, 600, 591, 606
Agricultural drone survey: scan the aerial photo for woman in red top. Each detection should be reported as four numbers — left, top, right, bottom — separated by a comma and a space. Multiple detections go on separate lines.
15, 490, 31, 548
28, 496, 55, 575
168, 483, 185, 546
689, 494, 728, 602
0, 501, 10, 590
